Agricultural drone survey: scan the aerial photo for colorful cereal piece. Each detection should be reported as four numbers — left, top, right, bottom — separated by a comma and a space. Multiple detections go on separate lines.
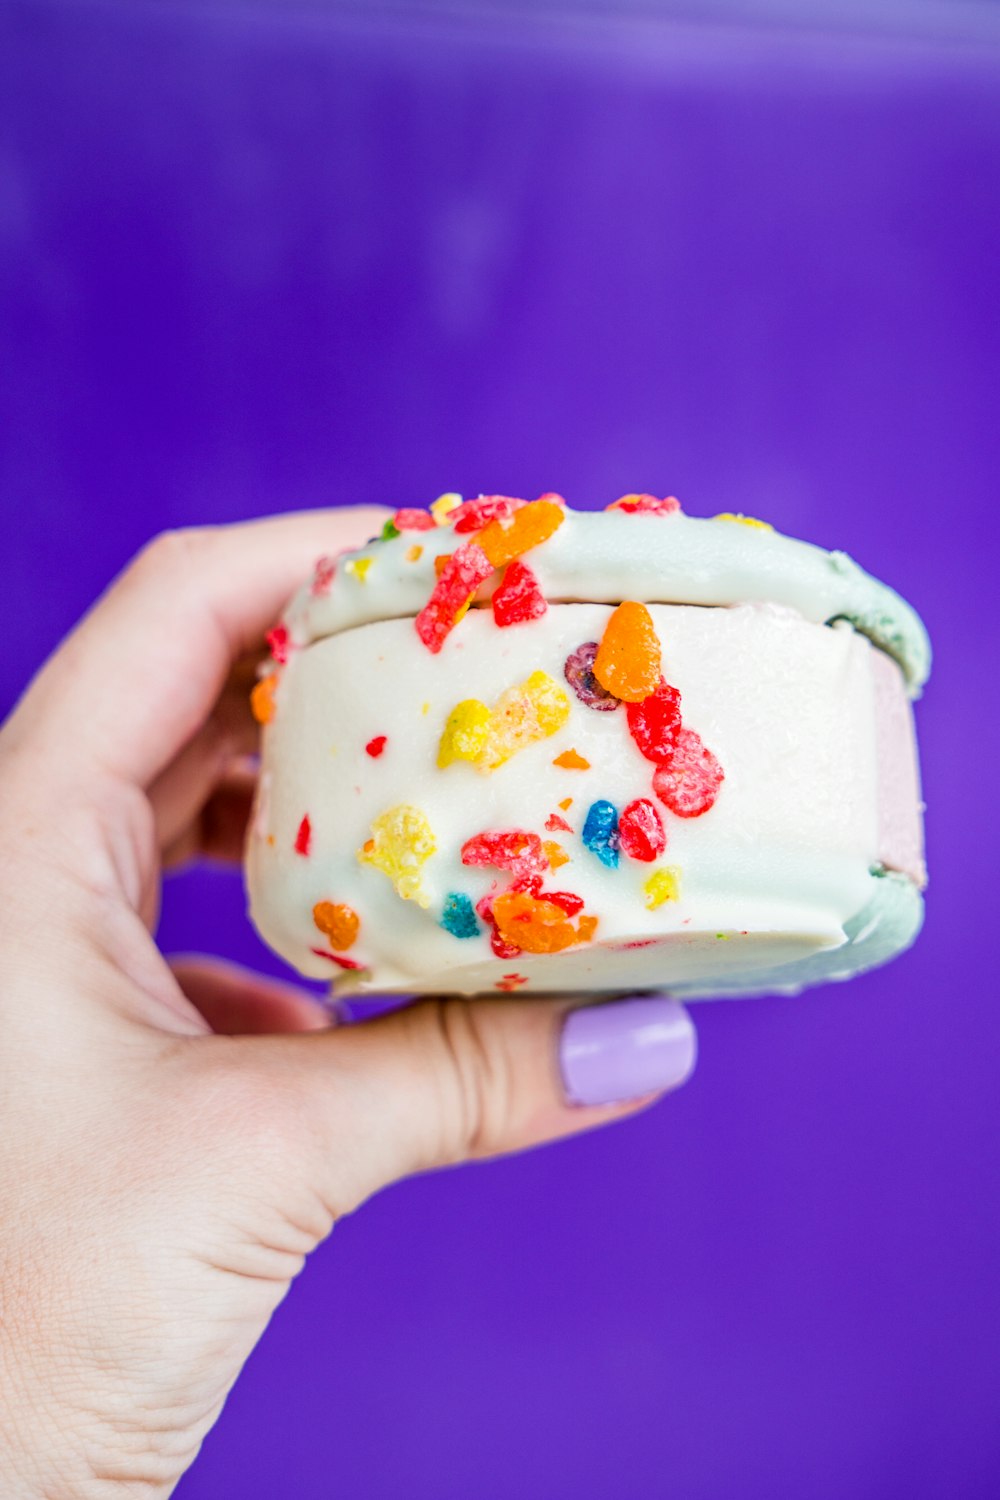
437, 699, 491, 767
559, 797, 573, 810
357, 804, 436, 905
491, 559, 547, 627
545, 889, 585, 916
713, 512, 773, 531
345, 557, 374, 583
365, 735, 387, 758
461, 829, 547, 879
406, 544, 424, 562
430, 492, 463, 525
492, 890, 596, 954
294, 815, 312, 857
553, 749, 590, 770
618, 798, 666, 862
652, 729, 725, 817
312, 900, 360, 951
439, 892, 481, 939
265, 624, 290, 664
477, 498, 565, 569
593, 602, 662, 703
479, 670, 571, 772
311, 555, 336, 595
310, 947, 365, 971
644, 866, 682, 908
582, 800, 620, 868
250, 673, 279, 725
545, 813, 574, 833
415, 542, 494, 653
393, 507, 436, 532
543, 840, 570, 870
496, 973, 529, 991
451, 494, 526, 534
606, 493, 682, 516
626, 681, 683, 763
563, 640, 621, 712
380, 519, 401, 540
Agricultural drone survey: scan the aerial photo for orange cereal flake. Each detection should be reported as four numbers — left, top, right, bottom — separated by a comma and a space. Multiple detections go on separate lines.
593, 601, 662, 702
559, 797, 573, 810
312, 900, 360, 951
492, 890, 597, 955
553, 749, 590, 770
477, 498, 565, 569
542, 840, 570, 870
251, 673, 279, 724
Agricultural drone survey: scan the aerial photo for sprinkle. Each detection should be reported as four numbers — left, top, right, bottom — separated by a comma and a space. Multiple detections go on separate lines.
559, 797, 573, 810
394, 507, 436, 532
430, 492, 463, 525
581, 800, 620, 868
265, 624, 290, 664
653, 729, 725, 818
461, 829, 547, 879
294, 815, 312, 857
545, 813, 573, 833
563, 641, 622, 712
345, 557, 374, 583
357, 804, 436, 905
593, 602, 662, 703
311, 556, 336, 595
438, 698, 491, 767
421, 702, 431, 716
618, 799, 666, 862
310, 947, 365, 971
415, 542, 494, 653
250, 673, 279, 725
439, 892, 481, 939
451, 494, 526, 533
644, 866, 682, 908
406, 544, 424, 562
492, 890, 597, 954
553, 749, 590, 770
313, 900, 359, 950
542, 840, 570, 870
716, 933, 730, 940
365, 735, 387, 758
714, 512, 773, 531
626, 681, 682, 763
380, 519, 401, 540
606, 494, 682, 516
496, 973, 529, 992
477, 498, 565, 568
491, 558, 547, 627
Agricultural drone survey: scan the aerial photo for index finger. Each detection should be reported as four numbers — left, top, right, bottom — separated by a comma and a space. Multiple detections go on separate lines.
9, 508, 388, 789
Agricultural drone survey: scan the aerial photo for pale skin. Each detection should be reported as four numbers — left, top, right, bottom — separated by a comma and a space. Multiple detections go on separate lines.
0, 510, 691, 1497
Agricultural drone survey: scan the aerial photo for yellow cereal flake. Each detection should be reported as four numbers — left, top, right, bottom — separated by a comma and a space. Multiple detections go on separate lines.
406, 544, 424, 562
713, 512, 774, 531
479, 670, 571, 772
431, 492, 463, 525
345, 556, 374, 582
644, 866, 682, 909
437, 699, 491, 767
357, 804, 436, 906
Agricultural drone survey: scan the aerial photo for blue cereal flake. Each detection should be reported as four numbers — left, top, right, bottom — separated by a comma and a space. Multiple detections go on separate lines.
582, 799, 620, 868
439, 892, 481, 939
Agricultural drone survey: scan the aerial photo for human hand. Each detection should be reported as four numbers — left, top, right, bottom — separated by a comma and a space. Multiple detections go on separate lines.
0, 511, 697, 1498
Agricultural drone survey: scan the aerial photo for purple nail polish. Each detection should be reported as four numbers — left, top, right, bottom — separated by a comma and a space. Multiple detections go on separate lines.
559, 995, 697, 1107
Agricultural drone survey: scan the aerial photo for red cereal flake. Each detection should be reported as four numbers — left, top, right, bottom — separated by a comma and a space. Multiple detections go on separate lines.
462, 829, 547, 879
496, 973, 529, 992
653, 729, 725, 817
294, 815, 312, 856
451, 495, 526, 533
544, 890, 585, 916
545, 813, 574, 833
618, 798, 667, 862
393, 508, 436, 532
265, 624, 290, 664
606, 494, 682, 516
365, 735, 387, 758
491, 558, 547, 628
626, 680, 683, 763
510, 873, 545, 896
311, 555, 336, 595
415, 542, 494, 653
310, 947, 364, 971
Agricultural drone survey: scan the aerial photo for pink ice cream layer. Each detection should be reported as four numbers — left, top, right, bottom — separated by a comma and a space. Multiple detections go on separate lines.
873, 647, 926, 887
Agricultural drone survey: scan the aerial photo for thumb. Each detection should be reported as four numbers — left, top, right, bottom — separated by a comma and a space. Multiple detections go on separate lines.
254, 992, 697, 1216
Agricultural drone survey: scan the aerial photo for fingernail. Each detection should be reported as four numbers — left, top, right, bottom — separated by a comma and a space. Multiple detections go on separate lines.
559, 995, 697, 1107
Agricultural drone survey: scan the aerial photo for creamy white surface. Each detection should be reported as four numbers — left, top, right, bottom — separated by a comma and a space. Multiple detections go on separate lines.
246, 601, 922, 997
283, 511, 931, 692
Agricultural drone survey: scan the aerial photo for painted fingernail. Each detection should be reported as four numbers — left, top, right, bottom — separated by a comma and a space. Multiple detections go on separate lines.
559, 995, 697, 1107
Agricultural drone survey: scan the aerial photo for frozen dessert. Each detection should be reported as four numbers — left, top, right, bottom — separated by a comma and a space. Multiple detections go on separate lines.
245, 493, 929, 999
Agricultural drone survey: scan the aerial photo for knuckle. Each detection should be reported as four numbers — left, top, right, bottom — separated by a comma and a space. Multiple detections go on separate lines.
131, 526, 220, 581
431, 1000, 512, 1162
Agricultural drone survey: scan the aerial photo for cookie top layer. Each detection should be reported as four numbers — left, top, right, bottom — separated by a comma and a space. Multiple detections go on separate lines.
280, 499, 931, 694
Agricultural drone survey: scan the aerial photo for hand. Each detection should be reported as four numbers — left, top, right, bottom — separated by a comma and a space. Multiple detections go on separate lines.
0, 511, 697, 1498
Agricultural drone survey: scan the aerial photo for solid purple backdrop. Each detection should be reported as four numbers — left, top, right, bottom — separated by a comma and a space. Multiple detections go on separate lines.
2, 3, 999, 1497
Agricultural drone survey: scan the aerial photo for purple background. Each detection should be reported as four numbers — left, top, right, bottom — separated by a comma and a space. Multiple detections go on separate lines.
3, 2, 999, 1496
